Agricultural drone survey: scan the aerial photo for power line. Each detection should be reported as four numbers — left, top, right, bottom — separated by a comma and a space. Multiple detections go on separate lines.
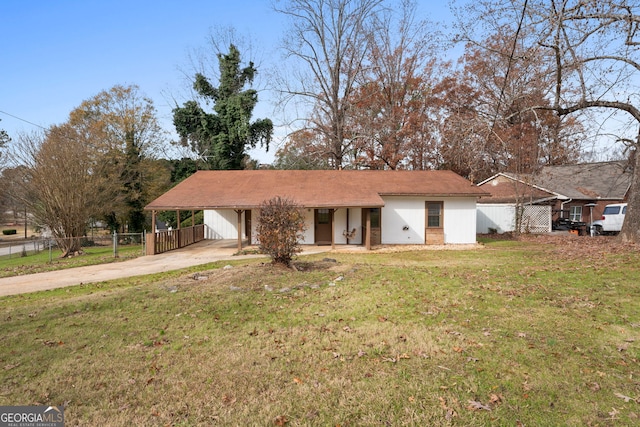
0, 109, 48, 130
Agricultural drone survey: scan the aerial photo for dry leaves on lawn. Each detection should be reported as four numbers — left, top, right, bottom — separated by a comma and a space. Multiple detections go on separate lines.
467, 400, 492, 411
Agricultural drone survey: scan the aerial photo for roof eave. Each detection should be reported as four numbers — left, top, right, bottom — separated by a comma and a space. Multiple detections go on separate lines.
145, 203, 387, 211
379, 192, 490, 198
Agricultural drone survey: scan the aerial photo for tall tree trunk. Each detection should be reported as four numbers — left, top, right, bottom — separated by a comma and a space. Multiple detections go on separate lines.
620, 136, 639, 243
58, 236, 82, 258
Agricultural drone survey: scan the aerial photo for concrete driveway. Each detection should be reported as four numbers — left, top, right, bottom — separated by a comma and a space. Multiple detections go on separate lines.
0, 240, 331, 297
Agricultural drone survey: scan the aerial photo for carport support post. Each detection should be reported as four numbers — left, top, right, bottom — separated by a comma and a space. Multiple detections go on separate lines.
235, 209, 243, 252
177, 210, 181, 249
113, 231, 118, 258
148, 210, 156, 255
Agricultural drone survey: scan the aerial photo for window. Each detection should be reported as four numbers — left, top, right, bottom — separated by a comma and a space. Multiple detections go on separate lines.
370, 208, 380, 228
603, 206, 621, 215
569, 206, 582, 222
427, 202, 443, 228
317, 209, 330, 224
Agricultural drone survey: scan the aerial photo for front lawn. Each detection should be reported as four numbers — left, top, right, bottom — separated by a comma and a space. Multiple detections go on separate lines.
0, 245, 144, 278
1, 236, 639, 425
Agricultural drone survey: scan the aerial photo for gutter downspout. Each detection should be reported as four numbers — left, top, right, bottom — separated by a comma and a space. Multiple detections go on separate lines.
560, 199, 572, 218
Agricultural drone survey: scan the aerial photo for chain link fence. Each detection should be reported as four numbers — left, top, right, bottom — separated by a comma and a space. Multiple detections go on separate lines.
0, 232, 146, 263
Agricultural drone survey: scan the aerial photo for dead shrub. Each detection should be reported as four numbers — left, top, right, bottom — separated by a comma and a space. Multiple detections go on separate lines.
256, 196, 307, 267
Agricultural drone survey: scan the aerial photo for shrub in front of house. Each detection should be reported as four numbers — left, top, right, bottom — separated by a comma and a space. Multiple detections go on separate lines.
256, 196, 307, 266
2, 229, 17, 235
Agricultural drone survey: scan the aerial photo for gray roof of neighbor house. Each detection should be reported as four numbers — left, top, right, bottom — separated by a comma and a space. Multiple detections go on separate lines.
532, 161, 632, 200
478, 161, 632, 203
145, 170, 489, 211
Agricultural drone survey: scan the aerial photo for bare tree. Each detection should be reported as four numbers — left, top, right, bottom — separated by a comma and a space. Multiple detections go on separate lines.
0, 119, 11, 224
347, 0, 443, 170
437, 29, 584, 181
0, 119, 9, 169
11, 126, 114, 257
273, 129, 332, 169
256, 196, 307, 266
68, 85, 169, 232
0, 167, 25, 226
273, 0, 384, 169
457, 0, 640, 242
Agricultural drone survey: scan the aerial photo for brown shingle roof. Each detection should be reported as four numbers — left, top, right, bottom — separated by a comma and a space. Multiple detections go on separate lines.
477, 161, 632, 204
145, 170, 488, 210
478, 174, 556, 204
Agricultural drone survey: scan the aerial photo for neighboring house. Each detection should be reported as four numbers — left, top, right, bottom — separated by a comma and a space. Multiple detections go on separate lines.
476, 173, 557, 233
477, 161, 632, 233
145, 170, 489, 252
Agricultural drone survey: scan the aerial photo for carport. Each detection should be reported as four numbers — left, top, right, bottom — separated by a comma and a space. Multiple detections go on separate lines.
146, 210, 205, 255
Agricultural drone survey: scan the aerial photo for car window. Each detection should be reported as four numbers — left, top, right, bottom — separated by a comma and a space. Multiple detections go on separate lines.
603, 206, 621, 215
622, 206, 627, 214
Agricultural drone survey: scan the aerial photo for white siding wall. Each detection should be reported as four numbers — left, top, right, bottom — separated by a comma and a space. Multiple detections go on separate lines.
204, 199, 478, 245
333, 208, 346, 244
333, 208, 363, 244
381, 197, 426, 244
442, 198, 478, 244
243, 208, 316, 245
247, 208, 314, 245
381, 196, 478, 244
476, 204, 516, 234
300, 209, 314, 244
350, 208, 363, 244
204, 209, 242, 239
208, 208, 351, 245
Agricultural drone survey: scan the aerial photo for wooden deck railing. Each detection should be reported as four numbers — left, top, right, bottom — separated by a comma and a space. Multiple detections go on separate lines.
146, 224, 205, 255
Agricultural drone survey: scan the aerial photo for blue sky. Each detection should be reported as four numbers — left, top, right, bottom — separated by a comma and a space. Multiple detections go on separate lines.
1, 0, 453, 163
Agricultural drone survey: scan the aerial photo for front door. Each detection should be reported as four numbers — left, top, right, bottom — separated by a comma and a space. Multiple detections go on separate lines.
315, 209, 332, 245
362, 208, 381, 246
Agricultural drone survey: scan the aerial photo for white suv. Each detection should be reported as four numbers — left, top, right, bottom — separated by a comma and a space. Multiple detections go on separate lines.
591, 203, 626, 235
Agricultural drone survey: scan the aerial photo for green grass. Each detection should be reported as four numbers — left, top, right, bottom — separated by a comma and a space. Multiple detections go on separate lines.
0, 245, 144, 278
1, 240, 639, 426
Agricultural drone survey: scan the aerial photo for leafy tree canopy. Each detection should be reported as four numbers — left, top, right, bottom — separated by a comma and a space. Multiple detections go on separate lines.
68, 85, 169, 233
0, 122, 9, 146
173, 44, 273, 170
